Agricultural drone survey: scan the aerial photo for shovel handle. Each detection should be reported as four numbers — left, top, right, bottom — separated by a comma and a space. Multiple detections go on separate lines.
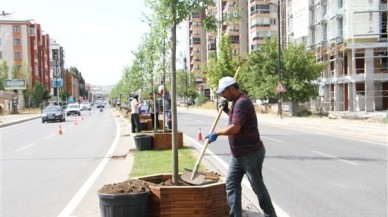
190, 108, 223, 180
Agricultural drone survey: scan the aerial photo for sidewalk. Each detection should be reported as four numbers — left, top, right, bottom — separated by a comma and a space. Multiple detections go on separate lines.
0, 112, 41, 127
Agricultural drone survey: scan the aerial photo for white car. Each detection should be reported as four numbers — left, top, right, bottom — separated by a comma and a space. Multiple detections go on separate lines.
80, 102, 91, 110
66, 103, 81, 116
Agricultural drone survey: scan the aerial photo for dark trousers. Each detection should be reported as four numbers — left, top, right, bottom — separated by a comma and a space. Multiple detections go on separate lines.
131, 113, 141, 133
226, 146, 277, 217
150, 112, 159, 129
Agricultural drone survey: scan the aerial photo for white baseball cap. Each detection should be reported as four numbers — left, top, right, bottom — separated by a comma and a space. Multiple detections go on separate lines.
216, 76, 236, 94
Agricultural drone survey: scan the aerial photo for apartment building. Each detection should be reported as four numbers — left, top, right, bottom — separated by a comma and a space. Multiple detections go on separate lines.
286, 0, 387, 112
186, 0, 249, 99
186, 0, 387, 112
0, 18, 51, 88
1, 16, 81, 108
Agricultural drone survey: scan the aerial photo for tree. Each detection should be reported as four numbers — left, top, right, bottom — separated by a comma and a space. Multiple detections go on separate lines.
145, 0, 213, 184
239, 38, 326, 115
204, 35, 244, 90
31, 81, 50, 108
0, 61, 9, 90
176, 69, 197, 102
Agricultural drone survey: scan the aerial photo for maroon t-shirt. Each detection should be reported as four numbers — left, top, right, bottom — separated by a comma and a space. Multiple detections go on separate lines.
228, 93, 263, 157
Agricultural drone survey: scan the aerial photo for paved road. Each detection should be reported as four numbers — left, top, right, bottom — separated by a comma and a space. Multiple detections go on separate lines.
178, 108, 387, 217
0, 108, 387, 217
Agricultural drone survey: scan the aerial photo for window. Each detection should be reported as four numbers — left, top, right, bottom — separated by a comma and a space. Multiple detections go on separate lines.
14, 39, 21, 46
29, 27, 35, 35
192, 12, 200, 19
337, 17, 343, 37
322, 23, 327, 41
251, 17, 271, 28
338, 0, 343, 8
381, 10, 387, 39
192, 38, 201, 44
230, 35, 239, 44
13, 25, 20, 32
250, 4, 270, 15
322, 0, 327, 16
14, 52, 21, 59
252, 31, 272, 41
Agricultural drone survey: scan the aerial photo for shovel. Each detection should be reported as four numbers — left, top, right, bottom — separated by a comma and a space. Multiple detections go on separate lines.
181, 109, 223, 185
181, 65, 244, 185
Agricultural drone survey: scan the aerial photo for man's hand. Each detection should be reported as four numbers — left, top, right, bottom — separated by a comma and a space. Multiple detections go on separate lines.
219, 100, 228, 113
205, 133, 218, 143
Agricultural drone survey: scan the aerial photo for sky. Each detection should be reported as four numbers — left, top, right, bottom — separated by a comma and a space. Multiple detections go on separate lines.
2, 0, 186, 86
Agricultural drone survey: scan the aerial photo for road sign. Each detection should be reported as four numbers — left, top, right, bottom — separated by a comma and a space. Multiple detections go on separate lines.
275, 82, 286, 93
4, 79, 26, 90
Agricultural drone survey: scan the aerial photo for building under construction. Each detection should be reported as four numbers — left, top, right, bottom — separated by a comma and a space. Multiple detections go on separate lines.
295, 0, 388, 112
186, 0, 387, 112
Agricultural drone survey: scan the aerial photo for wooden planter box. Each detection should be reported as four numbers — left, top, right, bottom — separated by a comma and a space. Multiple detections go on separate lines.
140, 115, 152, 121
138, 174, 228, 217
145, 131, 184, 150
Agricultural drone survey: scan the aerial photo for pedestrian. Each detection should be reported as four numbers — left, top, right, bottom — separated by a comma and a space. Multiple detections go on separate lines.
130, 95, 142, 133
157, 85, 172, 129
148, 92, 159, 130
205, 76, 277, 217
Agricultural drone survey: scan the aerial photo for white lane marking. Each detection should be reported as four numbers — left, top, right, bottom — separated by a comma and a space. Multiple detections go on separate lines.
262, 136, 283, 143
312, 151, 359, 166
44, 134, 55, 140
185, 135, 291, 217
14, 143, 36, 152
57, 112, 121, 217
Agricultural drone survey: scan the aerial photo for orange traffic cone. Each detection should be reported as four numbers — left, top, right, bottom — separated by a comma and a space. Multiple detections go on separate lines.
197, 128, 203, 141
58, 125, 63, 135
74, 118, 78, 125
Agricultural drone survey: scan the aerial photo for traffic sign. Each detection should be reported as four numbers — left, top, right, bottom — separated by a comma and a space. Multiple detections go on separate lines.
275, 82, 286, 93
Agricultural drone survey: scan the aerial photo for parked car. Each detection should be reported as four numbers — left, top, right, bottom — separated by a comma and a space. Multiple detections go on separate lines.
80, 102, 91, 110
42, 105, 66, 123
66, 103, 81, 116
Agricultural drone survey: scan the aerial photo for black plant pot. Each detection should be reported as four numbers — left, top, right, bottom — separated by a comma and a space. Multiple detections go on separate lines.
134, 135, 153, 151
98, 191, 150, 217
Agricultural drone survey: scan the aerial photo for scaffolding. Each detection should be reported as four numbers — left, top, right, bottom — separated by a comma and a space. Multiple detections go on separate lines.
313, 0, 388, 113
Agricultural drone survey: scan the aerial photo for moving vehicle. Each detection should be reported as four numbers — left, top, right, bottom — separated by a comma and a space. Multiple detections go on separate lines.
96, 103, 105, 109
80, 102, 91, 110
66, 103, 81, 116
42, 105, 66, 123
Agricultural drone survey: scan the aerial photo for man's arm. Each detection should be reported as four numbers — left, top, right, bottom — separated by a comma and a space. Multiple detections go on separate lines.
215, 124, 241, 136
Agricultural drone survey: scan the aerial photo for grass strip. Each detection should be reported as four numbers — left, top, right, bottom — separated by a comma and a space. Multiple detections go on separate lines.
130, 147, 204, 177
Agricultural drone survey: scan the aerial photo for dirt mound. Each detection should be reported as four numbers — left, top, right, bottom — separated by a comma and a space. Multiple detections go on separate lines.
98, 179, 150, 194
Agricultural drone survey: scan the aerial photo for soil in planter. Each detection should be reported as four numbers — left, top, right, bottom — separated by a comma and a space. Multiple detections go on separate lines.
98, 179, 151, 194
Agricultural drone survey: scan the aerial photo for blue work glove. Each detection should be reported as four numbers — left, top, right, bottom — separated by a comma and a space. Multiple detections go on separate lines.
205, 133, 218, 143
219, 99, 228, 113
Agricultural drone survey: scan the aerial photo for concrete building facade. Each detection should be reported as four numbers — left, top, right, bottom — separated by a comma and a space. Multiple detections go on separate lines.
186, 0, 387, 112
286, 0, 387, 112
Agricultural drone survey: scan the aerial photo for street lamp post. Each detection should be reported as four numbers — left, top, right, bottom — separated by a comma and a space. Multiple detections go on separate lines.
53, 59, 60, 105
184, 57, 188, 108
266, 0, 283, 118
276, 0, 283, 119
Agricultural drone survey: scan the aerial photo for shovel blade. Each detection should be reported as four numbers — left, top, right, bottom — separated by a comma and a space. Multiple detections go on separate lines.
180, 169, 206, 185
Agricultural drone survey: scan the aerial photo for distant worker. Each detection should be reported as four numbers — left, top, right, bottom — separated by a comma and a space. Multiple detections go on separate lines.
157, 85, 172, 129
130, 95, 142, 133
148, 92, 159, 130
